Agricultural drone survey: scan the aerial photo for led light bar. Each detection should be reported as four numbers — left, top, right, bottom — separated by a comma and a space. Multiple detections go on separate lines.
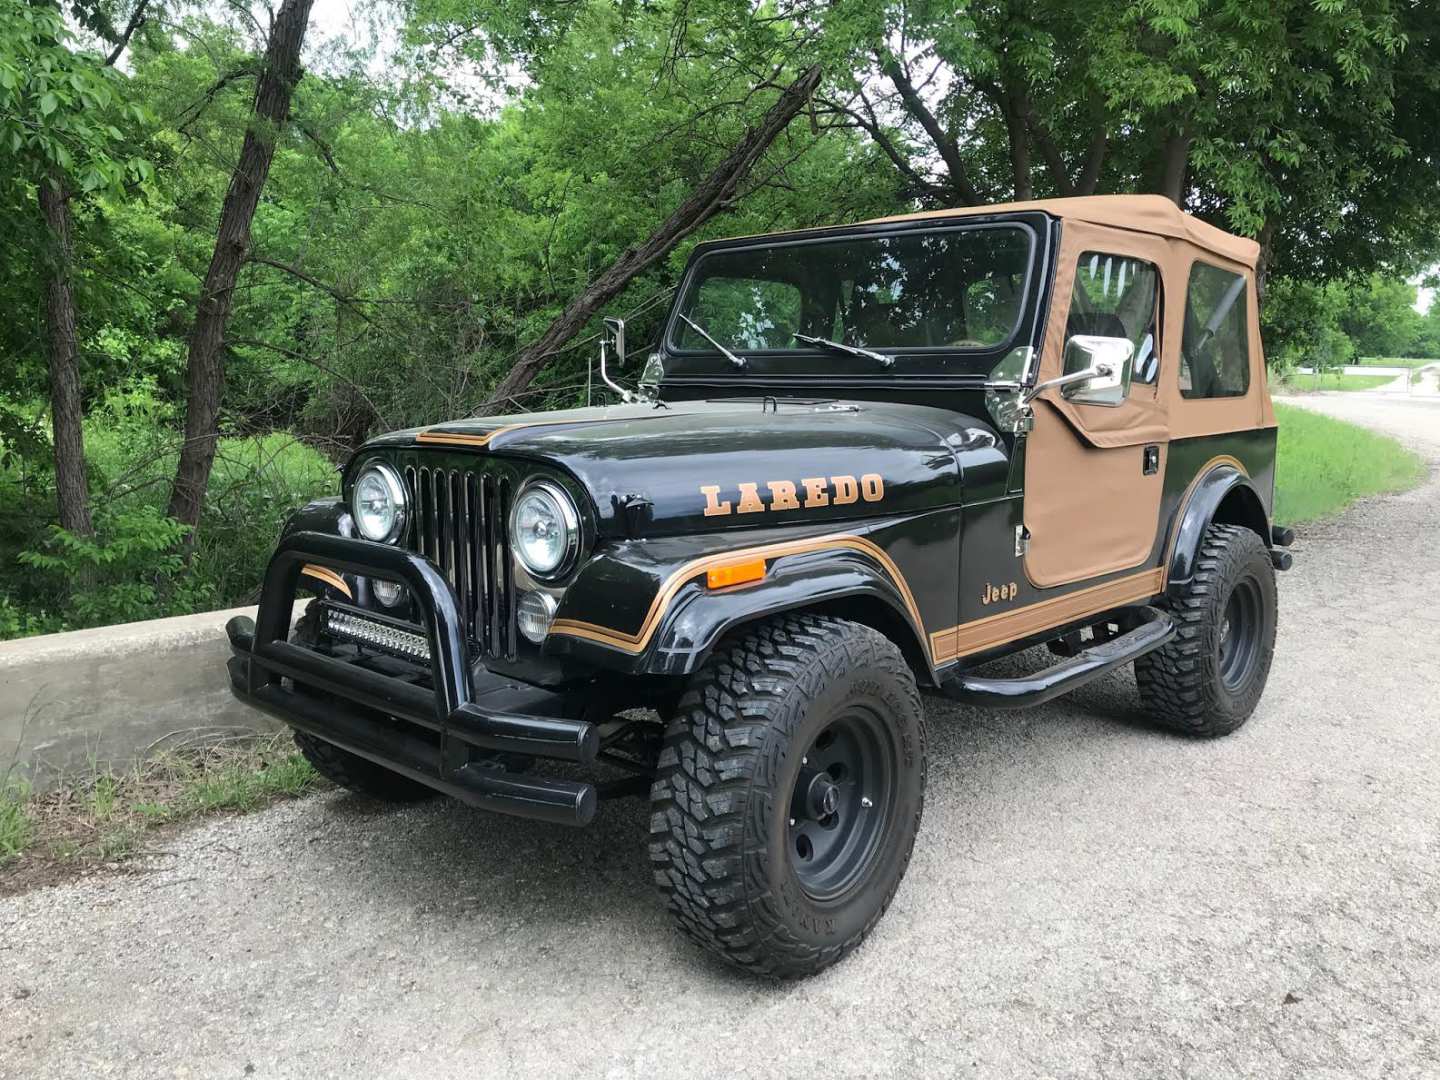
325, 608, 431, 661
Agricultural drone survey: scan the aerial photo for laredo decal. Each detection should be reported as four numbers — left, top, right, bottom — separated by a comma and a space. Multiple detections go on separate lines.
701, 474, 884, 517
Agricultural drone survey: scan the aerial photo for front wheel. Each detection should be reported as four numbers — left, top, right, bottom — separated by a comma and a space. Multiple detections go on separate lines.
648, 614, 926, 979
1136, 523, 1278, 737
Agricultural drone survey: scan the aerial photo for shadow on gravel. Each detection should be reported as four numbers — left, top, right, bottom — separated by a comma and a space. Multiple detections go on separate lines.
285, 646, 1193, 978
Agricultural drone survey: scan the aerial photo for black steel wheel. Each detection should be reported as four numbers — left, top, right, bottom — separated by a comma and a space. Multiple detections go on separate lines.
1217, 575, 1264, 691
649, 614, 926, 979
787, 709, 896, 902
1137, 523, 1278, 737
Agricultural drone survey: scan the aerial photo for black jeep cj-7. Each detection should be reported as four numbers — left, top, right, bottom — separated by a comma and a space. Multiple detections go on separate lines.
227, 195, 1293, 978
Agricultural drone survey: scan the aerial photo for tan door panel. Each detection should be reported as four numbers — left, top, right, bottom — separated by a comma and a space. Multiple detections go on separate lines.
1023, 401, 1167, 587
1023, 220, 1173, 588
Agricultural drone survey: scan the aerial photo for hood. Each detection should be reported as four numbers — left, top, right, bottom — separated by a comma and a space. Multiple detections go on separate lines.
363, 399, 1006, 537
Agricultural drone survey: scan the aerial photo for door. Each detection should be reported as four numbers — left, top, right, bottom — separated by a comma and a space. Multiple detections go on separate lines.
1023, 223, 1172, 588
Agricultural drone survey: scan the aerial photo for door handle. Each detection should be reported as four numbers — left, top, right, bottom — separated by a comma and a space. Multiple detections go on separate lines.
1143, 445, 1160, 475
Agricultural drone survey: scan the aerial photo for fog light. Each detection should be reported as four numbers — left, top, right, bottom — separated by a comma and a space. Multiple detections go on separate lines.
517, 591, 558, 644
372, 579, 405, 608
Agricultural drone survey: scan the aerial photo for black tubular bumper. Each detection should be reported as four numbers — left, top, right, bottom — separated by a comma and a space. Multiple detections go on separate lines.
226, 531, 600, 826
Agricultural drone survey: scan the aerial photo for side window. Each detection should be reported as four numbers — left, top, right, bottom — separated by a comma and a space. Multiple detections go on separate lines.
1180, 263, 1250, 398
1067, 253, 1161, 384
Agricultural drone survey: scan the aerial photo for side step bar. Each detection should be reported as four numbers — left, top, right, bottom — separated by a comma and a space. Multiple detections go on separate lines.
943, 606, 1176, 710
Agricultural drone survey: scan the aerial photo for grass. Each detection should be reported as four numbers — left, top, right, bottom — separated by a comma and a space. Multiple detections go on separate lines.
0, 733, 322, 888
1354, 356, 1438, 369
1278, 371, 1400, 392
1274, 402, 1428, 523
1, 782, 35, 864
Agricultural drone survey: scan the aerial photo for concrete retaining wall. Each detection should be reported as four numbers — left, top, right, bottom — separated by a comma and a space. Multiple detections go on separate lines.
1, 607, 282, 791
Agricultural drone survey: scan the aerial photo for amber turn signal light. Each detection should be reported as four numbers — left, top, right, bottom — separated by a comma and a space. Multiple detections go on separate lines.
705, 558, 767, 590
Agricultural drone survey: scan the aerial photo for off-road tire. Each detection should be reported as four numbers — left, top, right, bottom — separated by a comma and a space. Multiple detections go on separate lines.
289, 602, 436, 802
291, 731, 437, 802
648, 614, 926, 979
1136, 523, 1277, 737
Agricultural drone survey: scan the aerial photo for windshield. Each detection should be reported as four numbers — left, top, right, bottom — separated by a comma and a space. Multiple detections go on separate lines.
669, 225, 1033, 360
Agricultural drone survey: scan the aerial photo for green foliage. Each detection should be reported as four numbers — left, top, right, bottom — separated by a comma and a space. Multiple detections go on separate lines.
0, 2, 149, 192
18, 505, 191, 627
1, 381, 335, 638
1274, 403, 1425, 523
1262, 274, 1434, 372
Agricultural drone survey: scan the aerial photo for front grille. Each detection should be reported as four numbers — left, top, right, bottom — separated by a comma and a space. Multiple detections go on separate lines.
402, 465, 516, 659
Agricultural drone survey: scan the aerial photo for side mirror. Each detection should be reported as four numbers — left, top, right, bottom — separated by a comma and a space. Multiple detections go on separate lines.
597, 316, 656, 405
1060, 335, 1134, 406
603, 316, 626, 367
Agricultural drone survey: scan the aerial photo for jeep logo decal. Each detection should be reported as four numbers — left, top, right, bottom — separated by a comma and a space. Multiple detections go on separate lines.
700, 474, 884, 517
982, 582, 1019, 605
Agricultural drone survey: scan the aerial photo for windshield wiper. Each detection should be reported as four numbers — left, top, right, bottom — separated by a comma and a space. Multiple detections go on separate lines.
678, 314, 747, 369
793, 332, 894, 368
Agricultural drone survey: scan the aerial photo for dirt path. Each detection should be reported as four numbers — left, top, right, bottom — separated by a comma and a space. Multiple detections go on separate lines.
3, 395, 1438, 1079
1378, 361, 1440, 395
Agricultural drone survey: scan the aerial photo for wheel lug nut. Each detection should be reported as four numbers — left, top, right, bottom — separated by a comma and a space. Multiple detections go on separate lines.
788, 818, 796, 826
861, 796, 873, 808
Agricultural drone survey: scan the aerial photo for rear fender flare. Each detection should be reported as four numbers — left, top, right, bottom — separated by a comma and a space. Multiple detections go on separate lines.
1166, 466, 1270, 591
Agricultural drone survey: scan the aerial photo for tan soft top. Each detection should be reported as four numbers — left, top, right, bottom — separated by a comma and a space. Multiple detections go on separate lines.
864, 195, 1260, 270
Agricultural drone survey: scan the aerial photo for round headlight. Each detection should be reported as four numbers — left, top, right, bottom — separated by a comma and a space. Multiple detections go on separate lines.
351, 463, 407, 543
509, 480, 579, 578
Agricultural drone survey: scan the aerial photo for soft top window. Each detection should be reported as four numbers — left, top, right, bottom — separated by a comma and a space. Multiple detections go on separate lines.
670, 226, 1033, 360
1181, 262, 1251, 399
1068, 252, 1161, 385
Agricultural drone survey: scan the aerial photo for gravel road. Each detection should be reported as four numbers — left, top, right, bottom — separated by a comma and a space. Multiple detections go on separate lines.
4, 393, 1438, 1079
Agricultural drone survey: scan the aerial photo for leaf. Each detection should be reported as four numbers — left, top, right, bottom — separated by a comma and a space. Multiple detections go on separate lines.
39, 91, 57, 116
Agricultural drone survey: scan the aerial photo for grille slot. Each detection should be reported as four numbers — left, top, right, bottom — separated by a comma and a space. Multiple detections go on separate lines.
402, 465, 515, 659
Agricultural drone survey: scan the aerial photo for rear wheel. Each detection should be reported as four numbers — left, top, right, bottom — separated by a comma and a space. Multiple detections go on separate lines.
648, 614, 926, 978
1136, 523, 1277, 737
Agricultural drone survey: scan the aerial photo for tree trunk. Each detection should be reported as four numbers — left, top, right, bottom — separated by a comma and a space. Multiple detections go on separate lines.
1002, 88, 1033, 201
166, 0, 316, 528
38, 175, 94, 539
883, 61, 982, 205
479, 65, 824, 413
1076, 131, 1107, 195
1159, 130, 1192, 205
1255, 217, 1276, 303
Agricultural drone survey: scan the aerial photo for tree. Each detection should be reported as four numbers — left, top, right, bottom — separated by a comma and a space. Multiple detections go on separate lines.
807, 0, 1439, 283
1337, 276, 1424, 359
0, 1, 150, 538
167, 0, 317, 530
480, 65, 824, 411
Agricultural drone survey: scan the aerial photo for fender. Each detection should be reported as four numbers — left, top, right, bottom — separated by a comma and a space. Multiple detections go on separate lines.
546, 533, 938, 684
281, 497, 356, 601
1165, 463, 1270, 590
643, 547, 934, 681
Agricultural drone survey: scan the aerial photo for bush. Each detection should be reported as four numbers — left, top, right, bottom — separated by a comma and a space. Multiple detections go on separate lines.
0, 379, 335, 638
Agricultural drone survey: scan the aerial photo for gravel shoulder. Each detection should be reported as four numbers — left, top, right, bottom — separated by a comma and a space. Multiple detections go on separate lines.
4, 394, 1439, 1080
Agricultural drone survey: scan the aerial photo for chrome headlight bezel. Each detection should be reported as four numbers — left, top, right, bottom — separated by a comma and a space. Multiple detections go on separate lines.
350, 462, 408, 544
509, 479, 580, 580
